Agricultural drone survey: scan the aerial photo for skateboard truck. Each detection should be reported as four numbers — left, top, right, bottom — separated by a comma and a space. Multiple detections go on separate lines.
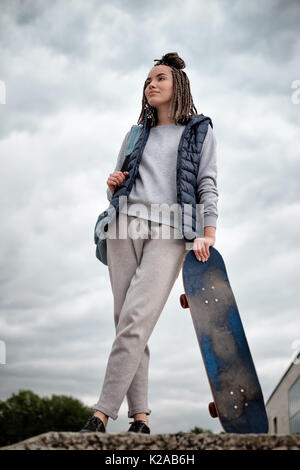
180, 293, 189, 309
208, 402, 218, 418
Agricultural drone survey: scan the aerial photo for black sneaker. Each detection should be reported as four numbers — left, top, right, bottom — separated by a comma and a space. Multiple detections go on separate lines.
127, 420, 150, 434
79, 415, 106, 433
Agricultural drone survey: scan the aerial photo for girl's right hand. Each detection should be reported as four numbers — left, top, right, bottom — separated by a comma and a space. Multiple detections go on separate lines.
107, 171, 129, 194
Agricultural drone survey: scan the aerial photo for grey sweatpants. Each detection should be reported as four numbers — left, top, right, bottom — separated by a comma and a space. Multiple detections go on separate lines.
92, 212, 188, 420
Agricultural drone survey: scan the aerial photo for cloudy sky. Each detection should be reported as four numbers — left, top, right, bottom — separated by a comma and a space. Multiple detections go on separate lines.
0, 0, 300, 435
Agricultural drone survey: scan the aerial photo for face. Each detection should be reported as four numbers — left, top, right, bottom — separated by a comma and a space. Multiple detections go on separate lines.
144, 64, 173, 108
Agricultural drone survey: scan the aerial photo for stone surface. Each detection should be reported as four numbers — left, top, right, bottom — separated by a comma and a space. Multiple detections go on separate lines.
1, 432, 300, 450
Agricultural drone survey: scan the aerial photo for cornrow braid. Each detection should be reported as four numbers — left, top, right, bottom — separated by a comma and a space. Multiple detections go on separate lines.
137, 52, 198, 127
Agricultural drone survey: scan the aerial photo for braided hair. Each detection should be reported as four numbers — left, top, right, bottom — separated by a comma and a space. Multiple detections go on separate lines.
137, 52, 198, 127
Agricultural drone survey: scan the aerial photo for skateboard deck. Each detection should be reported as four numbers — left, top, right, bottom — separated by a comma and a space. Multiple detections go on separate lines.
181, 247, 269, 434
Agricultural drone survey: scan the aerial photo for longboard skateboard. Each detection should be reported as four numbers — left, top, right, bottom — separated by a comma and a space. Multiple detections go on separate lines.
180, 247, 269, 434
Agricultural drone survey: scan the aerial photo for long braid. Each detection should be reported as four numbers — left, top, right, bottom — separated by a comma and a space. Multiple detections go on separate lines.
137, 52, 198, 127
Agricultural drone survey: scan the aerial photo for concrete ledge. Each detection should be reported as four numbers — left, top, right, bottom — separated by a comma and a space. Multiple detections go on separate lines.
1, 432, 300, 450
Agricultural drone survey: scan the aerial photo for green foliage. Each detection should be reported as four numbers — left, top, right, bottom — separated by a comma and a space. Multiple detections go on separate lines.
0, 389, 215, 447
189, 425, 213, 434
0, 390, 92, 447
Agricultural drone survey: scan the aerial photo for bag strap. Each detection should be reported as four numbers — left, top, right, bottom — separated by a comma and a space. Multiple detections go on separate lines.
124, 124, 143, 157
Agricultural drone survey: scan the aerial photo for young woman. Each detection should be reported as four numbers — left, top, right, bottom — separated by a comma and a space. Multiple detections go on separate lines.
80, 52, 218, 434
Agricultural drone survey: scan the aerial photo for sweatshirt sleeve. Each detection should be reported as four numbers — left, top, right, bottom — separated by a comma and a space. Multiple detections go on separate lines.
106, 130, 131, 202
196, 124, 219, 228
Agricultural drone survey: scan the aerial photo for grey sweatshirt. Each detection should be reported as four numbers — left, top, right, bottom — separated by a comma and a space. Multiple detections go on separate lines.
106, 123, 218, 229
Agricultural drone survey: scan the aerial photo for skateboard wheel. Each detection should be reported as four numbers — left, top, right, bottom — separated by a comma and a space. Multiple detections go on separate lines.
180, 294, 189, 308
208, 401, 218, 418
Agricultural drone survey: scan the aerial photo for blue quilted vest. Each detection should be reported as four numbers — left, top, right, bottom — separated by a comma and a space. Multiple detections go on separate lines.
94, 112, 213, 248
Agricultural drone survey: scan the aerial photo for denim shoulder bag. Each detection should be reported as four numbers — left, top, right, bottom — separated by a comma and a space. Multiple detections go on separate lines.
94, 124, 143, 265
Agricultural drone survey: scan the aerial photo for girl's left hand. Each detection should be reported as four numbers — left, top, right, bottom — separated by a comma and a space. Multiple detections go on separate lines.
193, 236, 215, 262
